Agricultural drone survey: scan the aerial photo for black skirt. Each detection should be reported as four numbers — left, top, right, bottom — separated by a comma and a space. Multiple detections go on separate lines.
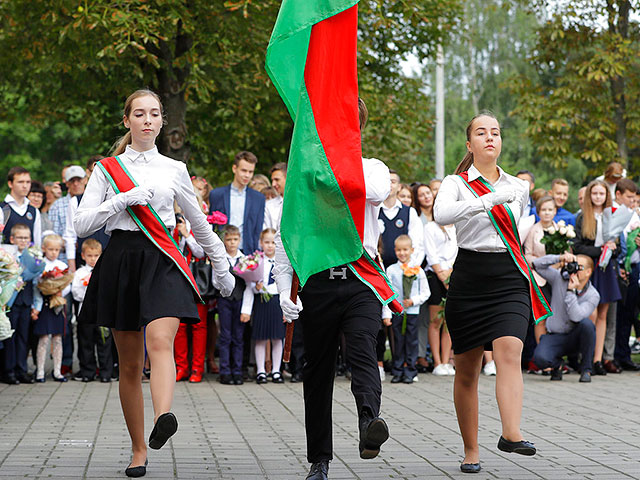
445, 249, 531, 354
78, 230, 200, 331
426, 270, 447, 306
251, 294, 285, 340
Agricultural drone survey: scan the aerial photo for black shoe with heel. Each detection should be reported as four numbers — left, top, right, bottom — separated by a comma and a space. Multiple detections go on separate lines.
148, 412, 178, 450
125, 459, 148, 478
460, 463, 481, 473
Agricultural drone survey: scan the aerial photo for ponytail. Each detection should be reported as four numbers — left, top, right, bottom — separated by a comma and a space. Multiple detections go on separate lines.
454, 151, 474, 175
111, 131, 132, 156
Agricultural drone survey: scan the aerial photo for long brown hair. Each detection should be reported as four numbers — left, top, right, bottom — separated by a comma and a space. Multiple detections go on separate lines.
411, 183, 433, 220
581, 179, 611, 240
111, 89, 164, 156
454, 110, 499, 174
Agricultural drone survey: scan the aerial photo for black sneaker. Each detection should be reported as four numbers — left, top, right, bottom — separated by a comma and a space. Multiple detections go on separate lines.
550, 367, 563, 381
592, 361, 607, 376
579, 371, 591, 383
390, 375, 403, 383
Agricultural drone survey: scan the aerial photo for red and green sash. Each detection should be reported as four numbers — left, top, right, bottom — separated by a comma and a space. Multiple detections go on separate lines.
458, 172, 551, 324
97, 156, 203, 303
350, 253, 403, 313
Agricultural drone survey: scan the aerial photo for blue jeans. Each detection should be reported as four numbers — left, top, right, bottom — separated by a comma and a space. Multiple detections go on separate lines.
217, 298, 244, 376
533, 319, 596, 373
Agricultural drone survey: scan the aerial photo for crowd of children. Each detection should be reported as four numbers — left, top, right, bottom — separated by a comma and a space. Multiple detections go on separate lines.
2, 158, 640, 388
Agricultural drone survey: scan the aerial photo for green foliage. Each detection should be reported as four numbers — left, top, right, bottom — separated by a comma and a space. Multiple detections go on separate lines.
0, 0, 463, 190
510, 0, 640, 175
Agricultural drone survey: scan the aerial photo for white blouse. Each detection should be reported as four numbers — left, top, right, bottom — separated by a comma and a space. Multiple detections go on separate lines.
73, 145, 228, 273
433, 165, 529, 253
424, 223, 458, 271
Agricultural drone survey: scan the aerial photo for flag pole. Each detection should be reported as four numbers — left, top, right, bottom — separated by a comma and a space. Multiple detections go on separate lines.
283, 272, 299, 363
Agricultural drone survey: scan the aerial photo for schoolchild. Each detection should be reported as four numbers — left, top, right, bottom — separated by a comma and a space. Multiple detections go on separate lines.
1, 224, 36, 384
241, 228, 285, 384
382, 235, 430, 384
72, 239, 113, 382
217, 224, 246, 385
1, 166, 42, 246
31, 234, 70, 383
73, 89, 234, 477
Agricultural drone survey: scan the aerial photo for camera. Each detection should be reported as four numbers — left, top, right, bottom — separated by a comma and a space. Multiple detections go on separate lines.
561, 261, 582, 280
175, 212, 185, 224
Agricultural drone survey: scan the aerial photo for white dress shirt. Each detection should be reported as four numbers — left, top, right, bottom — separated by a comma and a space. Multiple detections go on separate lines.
263, 196, 283, 231
2, 194, 42, 246
379, 199, 425, 267
424, 223, 458, 272
433, 165, 529, 253
241, 255, 278, 315
274, 157, 390, 293
229, 183, 247, 246
381, 262, 430, 318
73, 145, 228, 274
71, 264, 93, 311
64, 196, 79, 260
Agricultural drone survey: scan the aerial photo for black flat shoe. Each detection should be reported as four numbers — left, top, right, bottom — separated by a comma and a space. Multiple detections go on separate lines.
125, 459, 148, 478
497, 436, 536, 456
52, 373, 68, 383
148, 412, 178, 450
460, 463, 481, 473
35, 377, 45, 383
359, 417, 389, 459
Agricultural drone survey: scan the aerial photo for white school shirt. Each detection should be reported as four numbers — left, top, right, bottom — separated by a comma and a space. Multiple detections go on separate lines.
424, 223, 458, 272
273, 157, 391, 293
263, 196, 283, 231
71, 264, 93, 311
433, 165, 529, 253
73, 145, 228, 274
240, 255, 278, 315
32, 258, 71, 311
1, 194, 42, 247
381, 262, 430, 318
379, 199, 425, 267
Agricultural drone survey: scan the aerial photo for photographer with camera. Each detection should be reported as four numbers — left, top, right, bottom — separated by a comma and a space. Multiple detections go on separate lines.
532, 253, 599, 382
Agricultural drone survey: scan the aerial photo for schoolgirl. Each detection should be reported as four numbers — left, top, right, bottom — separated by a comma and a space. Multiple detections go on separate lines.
240, 228, 285, 384
423, 221, 457, 376
31, 234, 71, 383
74, 89, 234, 478
434, 112, 543, 473
573, 179, 621, 375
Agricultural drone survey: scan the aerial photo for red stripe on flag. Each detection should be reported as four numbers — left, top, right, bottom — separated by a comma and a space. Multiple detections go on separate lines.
304, 5, 365, 240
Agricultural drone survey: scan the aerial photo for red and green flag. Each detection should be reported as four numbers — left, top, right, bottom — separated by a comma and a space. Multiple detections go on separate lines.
266, 0, 401, 312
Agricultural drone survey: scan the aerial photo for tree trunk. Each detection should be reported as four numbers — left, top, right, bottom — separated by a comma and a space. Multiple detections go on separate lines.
153, 22, 192, 163
608, 0, 630, 168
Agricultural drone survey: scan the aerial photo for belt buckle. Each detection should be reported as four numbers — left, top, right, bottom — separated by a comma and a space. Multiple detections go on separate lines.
329, 267, 348, 280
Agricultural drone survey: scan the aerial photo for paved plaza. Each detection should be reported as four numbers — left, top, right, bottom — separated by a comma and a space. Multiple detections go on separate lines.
0, 369, 639, 479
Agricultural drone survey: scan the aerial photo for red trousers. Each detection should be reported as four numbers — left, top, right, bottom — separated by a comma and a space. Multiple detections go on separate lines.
174, 303, 208, 373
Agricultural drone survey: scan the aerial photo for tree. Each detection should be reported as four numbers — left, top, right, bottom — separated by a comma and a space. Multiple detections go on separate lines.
0, 0, 463, 187
510, 1, 640, 175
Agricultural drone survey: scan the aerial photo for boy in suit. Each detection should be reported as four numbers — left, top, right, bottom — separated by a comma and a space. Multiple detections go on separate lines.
209, 151, 265, 255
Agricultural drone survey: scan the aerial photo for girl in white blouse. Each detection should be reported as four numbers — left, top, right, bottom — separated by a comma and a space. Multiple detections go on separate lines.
74, 90, 234, 477
434, 112, 537, 473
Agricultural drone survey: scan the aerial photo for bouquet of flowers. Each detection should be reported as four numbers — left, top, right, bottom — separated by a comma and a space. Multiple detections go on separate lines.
540, 220, 575, 254
399, 264, 421, 334
599, 205, 634, 269
207, 211, 228, 238
37, 266, 75, 310
233, 251, 265, 283
0, 247, 23, 341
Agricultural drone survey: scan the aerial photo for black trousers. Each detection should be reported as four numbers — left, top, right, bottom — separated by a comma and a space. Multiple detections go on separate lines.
298, 268, 382, 463
77, 323, 113, 379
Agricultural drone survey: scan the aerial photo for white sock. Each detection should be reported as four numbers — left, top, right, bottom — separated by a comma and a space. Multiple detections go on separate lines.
271, 339, 283, 374
255, 340, 267, 374
36, 335, 50, 379
52, 335, 62, 377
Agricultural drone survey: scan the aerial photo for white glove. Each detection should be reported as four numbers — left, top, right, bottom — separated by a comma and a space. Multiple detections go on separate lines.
213, 270, 235, 297
111, 186, 154, 212
484, 187, 517, 208
279, 289, 303, 323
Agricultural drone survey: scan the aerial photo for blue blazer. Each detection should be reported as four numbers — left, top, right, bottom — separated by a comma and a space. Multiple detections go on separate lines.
209, 185, 265, 254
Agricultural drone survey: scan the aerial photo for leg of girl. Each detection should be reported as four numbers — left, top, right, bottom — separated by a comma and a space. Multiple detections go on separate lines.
453, 346, 484, 464
428, 305, 443, 367
492, 336, 524, 442
255, 340, 267, 375
145, 317, 180, 422
111, 329, 146, 468
271, 338, 283, 375
36, 335, 50, 381
51, 334, 63, 378
593, 303, 609, 365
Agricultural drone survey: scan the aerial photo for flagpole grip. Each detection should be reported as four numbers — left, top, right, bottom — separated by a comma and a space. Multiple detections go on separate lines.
283, 272, 299, 363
